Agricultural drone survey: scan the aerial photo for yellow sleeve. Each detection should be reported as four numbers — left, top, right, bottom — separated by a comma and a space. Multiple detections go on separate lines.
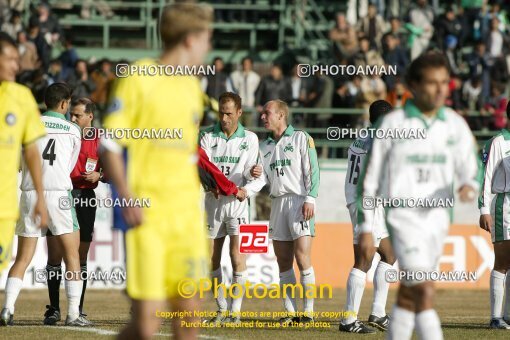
103, 75, 140, 147
194, 78, 204, 122
22, 90, 46, 146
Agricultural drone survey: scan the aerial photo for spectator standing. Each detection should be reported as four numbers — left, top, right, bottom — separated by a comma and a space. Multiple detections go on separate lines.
230, 56, 260, 126
29, 3, 61, 70
382, 33, 408, 91
356, 3, 387, 50
1, 10, 22, 40
329, 12, 358, 60
91, 59, 115, 114
434, 6, 462, 50
481, 82, 508, 130
487, 17, 504, 58
466, 40, 493, 102
201, 57, 233, 100
255, 64, 292, 112
66, 60, 96, 99
59, 37, 78, 80
17, 31, 39, 74
406, 0, 434, 60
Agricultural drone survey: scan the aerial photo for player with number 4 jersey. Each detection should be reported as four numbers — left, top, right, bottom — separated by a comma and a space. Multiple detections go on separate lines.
2, 83, 85, 328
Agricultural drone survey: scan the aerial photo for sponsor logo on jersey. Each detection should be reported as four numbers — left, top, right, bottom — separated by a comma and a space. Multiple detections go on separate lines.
212, 155, 240, 163
5, 112, 16, 126
107, 98, 122, 114
269, 159, 292, 170
263, 151, 271, 158
283, 143, 294, 152
239, 141, 249, 151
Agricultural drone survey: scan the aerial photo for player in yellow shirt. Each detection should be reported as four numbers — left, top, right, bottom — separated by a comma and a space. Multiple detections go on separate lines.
101, 4, 213, 339
0, 32, 48, 292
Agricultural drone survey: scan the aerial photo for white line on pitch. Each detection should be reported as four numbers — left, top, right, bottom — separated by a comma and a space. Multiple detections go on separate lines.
41, 325, 232, 339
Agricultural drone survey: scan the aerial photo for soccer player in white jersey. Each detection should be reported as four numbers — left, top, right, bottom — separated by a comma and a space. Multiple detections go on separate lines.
0, 83, 86, 326
358, 53, 479, 340
340, 100, 396, 334
256, 99, 320, 325
200, 92, 265, 325
479, 101, 510, 329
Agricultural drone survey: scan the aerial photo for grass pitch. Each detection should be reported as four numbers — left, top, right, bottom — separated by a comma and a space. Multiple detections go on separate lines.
0, 288, 506, 339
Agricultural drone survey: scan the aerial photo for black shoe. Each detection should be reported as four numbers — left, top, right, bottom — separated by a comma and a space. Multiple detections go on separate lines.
368, 314, 390, 331
339, 320, 376, 333
300, 316, 314, 324
43, 305, 61, 325
279, 316, 300, 326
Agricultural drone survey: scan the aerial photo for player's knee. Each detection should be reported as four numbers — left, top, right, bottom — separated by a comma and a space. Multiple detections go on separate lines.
353, 255, 372, 273
276, 256, 294, 272
379, 252, 396, 265
493, 255, 510, 272
230, 257, 245, 272
412, 283, 435, 305
294, 252, 311, 271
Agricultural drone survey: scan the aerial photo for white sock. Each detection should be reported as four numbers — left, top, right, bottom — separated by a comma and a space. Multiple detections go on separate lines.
231, 271, 247, 315
211, 267, 227, 312
65, 280, 83, 319
4, 277, 23, 314
300, 267, 315, 317
415, 309, 443, 340
491, 270, 506, 319
504, 271, 510, 320
387, 305, 415, 340
343, 268, 366, 324
279, 268, 297, 315
372, 261, 392, 318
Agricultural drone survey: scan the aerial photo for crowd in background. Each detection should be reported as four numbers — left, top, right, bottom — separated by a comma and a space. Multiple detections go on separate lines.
1, 0, 510, 133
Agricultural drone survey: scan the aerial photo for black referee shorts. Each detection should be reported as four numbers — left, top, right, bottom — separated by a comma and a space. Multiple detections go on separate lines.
71, 188, 97, 242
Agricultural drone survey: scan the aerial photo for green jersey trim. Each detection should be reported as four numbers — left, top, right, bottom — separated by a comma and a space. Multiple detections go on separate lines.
212, 122, 246, 140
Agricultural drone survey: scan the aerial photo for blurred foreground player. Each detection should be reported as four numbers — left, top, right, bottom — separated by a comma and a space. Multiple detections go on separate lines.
101, 3, 213, 340
0, 33, 48, 324
340, 100, 395, 334
479, 101, 510, 329
44, 98, 102, 326
358, 53, 479, 340
256, 100, 320, 324
2, 83, 83, 326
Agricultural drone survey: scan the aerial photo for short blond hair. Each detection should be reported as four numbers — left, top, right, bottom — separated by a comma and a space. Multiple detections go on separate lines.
271, 99, 289, 122
159, 3, 213, 51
